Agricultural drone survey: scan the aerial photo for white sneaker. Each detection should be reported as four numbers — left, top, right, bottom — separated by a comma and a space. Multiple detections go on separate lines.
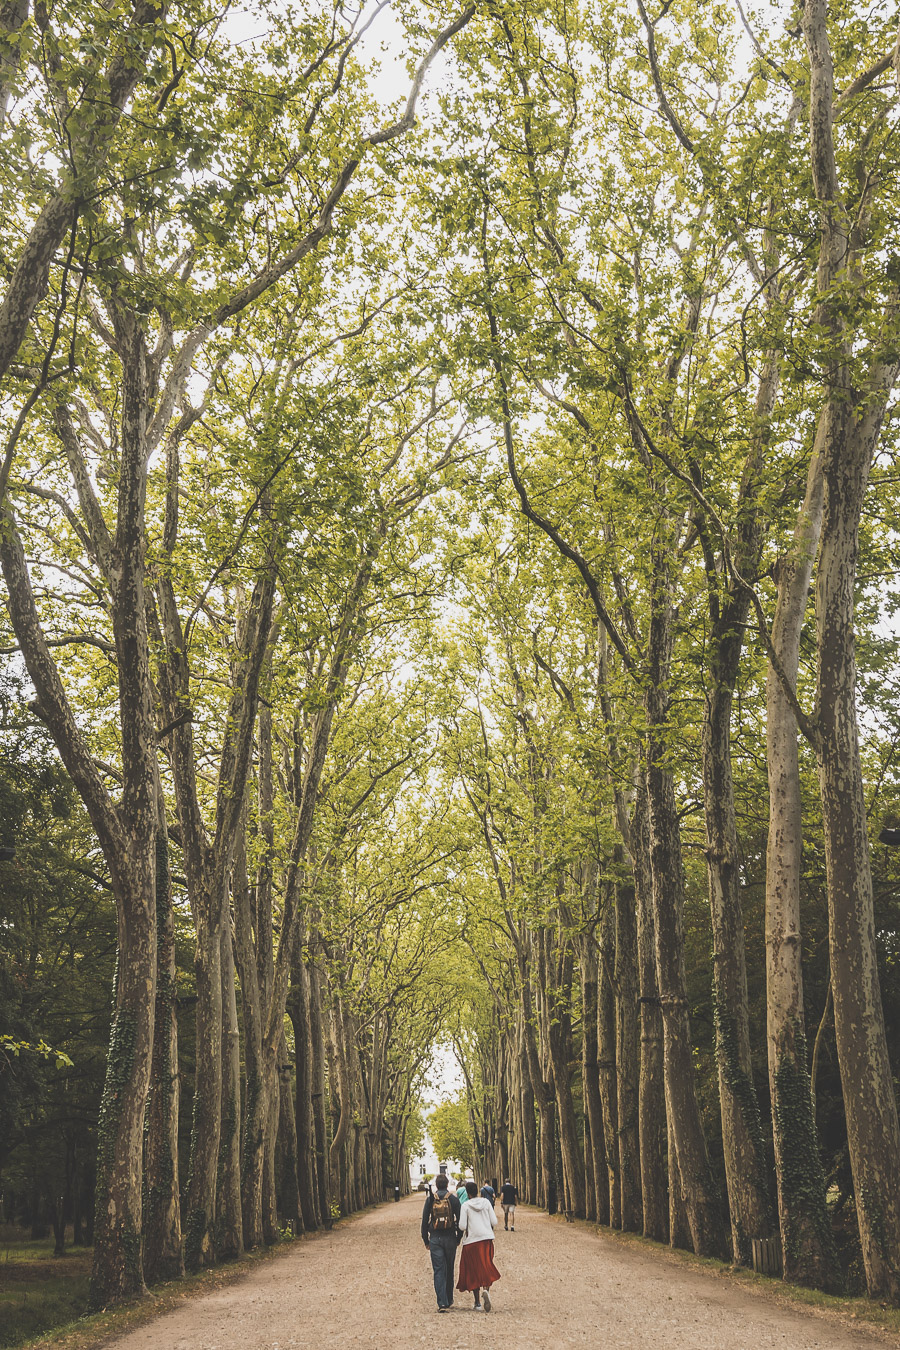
483, 1289, 492, 1312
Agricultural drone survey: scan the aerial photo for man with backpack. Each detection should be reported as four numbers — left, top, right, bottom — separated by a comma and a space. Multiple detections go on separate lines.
421, 1173, 462, 1311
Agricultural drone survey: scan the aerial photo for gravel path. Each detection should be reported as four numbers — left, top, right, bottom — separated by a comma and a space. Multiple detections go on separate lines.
110, 1198, 891, 1349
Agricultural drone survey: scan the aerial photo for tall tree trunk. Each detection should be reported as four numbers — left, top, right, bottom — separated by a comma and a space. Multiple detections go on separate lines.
308, 959, 332, 1226
816, 400, 900, 1300
704, 665, 772, 1263
632, 783, 667, 1241
276, 1033, 302, 1234
696, 346, 779, 1266
518, 1026, 538, 1205
232, 812, 269, 1250
1, 325, 161, 1307
521, 966, 555, 1208
598, 897, 620, 1228
615, 871, 642, 1233
765, 430, 840, 1289
801, 0, 900, 1299
143, 831, 183, 1284
329, 995, 353, 1214
646, 561, 726, 1258
219, 921, 244, 1260
90, 895, 156, 1305
667, 1097, 692, 1250
289, 956, 320, 1230
551, 1010, 585, 1219
263, 1058, 280, 1242
583, 1107, 596, 1223
184, 901, 224, 1269
580, 946, 609, 1225
544, 932, 585, 1218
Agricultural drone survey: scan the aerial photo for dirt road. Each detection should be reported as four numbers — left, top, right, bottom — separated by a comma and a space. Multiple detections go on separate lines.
110, 1198, 891, 1348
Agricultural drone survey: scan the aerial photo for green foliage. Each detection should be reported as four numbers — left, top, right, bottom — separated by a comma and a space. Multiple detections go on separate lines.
3, 0, 900, 1313
0, 1036, 73, 1070
428, 1098, 473, 1171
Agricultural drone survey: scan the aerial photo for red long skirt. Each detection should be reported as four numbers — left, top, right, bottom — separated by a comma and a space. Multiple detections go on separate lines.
456, 1238, 501, 1291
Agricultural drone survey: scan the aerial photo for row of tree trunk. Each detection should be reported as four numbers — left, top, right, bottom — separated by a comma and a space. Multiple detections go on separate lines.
140, 833, 423, 1289
465, 529, 898, 1297
465, 375, 899, 1297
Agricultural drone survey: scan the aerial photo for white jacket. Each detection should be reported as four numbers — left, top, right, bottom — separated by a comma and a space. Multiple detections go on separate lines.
459, 1195, 498, 1245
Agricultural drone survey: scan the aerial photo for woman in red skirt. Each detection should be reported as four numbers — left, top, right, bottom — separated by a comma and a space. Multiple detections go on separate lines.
457, 1180, 500, 1311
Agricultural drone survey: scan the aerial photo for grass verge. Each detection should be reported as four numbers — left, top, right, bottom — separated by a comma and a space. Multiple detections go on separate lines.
1, 1217, 361, 1350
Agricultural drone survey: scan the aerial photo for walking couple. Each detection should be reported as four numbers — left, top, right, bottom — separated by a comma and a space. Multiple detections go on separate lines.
421, 1174, 500, 1313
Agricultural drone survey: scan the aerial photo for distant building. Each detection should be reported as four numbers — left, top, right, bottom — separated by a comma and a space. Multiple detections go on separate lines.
408, 1128, 463, 1188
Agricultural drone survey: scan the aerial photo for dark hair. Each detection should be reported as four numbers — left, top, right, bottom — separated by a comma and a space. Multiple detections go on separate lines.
434, 1174, 448, 1190
465, 1180, 478, 1198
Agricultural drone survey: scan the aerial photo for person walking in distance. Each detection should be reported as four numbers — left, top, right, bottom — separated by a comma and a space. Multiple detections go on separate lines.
500, 1178, 519, 1230
421, 1173, 461, 1312
457, 1180, 500, 1312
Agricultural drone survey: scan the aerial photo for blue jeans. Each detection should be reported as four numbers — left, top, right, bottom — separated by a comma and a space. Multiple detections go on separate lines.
429, 1231, 457, 1308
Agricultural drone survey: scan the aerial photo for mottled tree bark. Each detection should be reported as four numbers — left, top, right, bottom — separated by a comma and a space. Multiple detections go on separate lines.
184, 899, 224, 1269
667, 1097, 692, 1251
143, 832, 183, 1284
598, 898, 621, 1228
801, 0, 900, 1298
543, 931, 585, 1218
579, 944, 609, 1225
615, 872, 642, 1233
219, 922, 244, 1260
157, 555, 277, 1267
520, 961, 555, 1208
646, 560, 726, 1258
704, 654, 772, 1263
632, 784, 667, 1242
308, 960, 332, 1226
329, 994, 353, 1215
518, 1025, 538, 1205
2, 318, 161, 1307
698, 350, 779, 1264
816, 399, 900, 1299
765, 428, 840, 1289
289, 955, 320, 1230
